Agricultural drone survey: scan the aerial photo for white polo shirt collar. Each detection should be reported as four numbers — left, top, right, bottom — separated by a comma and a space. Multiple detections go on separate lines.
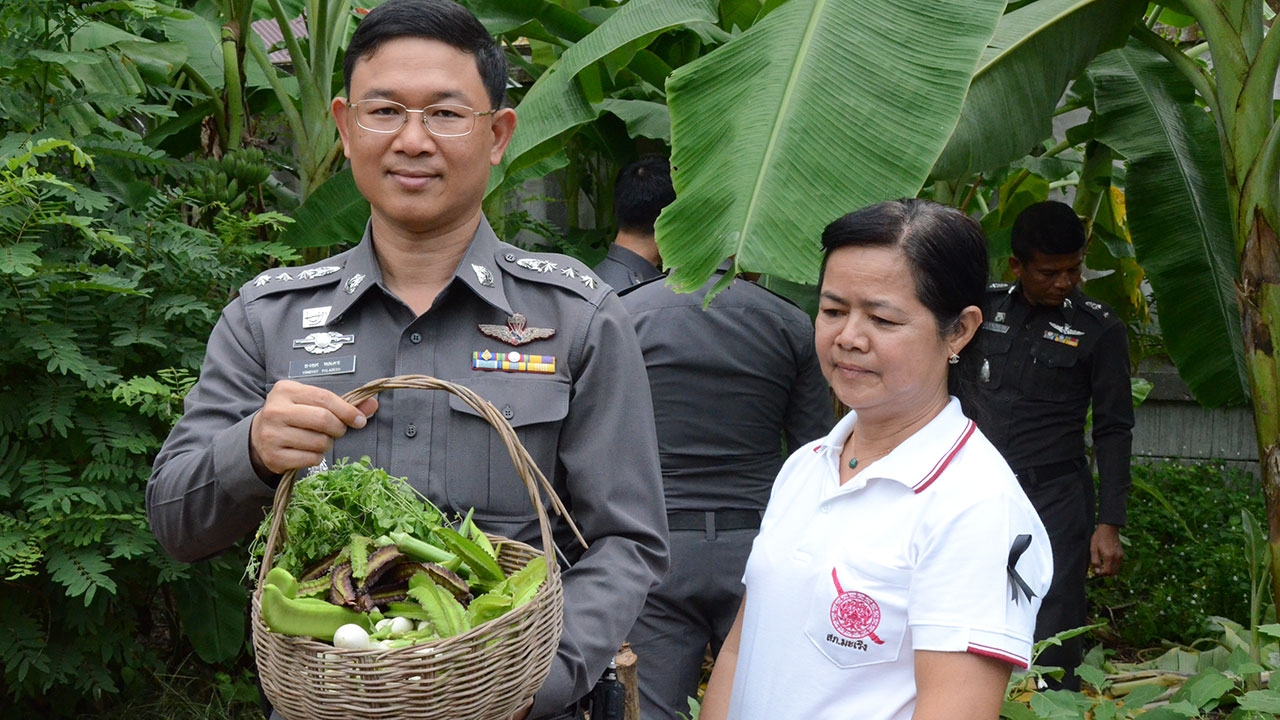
812, 398, 976, 496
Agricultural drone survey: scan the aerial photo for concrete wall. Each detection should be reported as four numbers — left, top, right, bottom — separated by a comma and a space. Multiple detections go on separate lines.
1131, 358, 1259, 477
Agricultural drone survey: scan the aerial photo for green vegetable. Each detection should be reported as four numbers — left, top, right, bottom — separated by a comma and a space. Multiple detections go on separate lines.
434, 526, 505, 588
264, 566, 299, 598
248, 458, 445, 579
390, 530, 462, 572
461, 508, 498, 560
408, 573, 470, 638
260, 583, 372, 642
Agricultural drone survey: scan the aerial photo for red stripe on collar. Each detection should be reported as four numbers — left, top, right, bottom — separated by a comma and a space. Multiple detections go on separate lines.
912, 420, 975, 494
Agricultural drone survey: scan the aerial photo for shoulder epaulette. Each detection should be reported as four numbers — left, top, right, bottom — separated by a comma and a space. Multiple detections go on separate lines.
494, 245, 607, 303
616, 273, 667, 298
238, 257, 350, 300
1076, 294, 1119, 323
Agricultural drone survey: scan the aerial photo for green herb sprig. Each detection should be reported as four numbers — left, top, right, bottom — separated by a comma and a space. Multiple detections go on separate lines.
248, 458, 445, 578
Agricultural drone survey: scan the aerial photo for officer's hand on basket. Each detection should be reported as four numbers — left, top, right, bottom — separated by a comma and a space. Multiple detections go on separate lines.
249, 379, 379, 477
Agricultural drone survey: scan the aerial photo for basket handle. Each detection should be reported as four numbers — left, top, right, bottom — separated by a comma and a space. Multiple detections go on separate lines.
256, 374, 585, 588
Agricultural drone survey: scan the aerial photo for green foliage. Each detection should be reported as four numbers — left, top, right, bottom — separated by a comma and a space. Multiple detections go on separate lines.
0, 0, 294, 706
1088, 463, 1264, 649
249, 458, 446, 579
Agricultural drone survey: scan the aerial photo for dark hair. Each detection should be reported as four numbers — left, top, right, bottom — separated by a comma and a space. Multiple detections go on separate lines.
613, 156, 675, 236
1010, 200, 1086, 261
819, 198, 989, 409
343, 0, 508, 110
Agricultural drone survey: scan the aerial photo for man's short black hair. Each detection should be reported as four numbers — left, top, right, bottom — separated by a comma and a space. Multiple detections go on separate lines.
1010, 200, 1087, 261
613, 156, 675, 236
342, 0, 508, 110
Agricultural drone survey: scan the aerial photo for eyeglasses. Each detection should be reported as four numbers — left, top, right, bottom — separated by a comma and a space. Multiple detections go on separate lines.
347, 99, 496, 137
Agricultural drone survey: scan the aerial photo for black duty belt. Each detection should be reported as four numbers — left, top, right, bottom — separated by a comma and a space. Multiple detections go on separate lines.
667, 509, 762, 532
1013, 458, 1086, 484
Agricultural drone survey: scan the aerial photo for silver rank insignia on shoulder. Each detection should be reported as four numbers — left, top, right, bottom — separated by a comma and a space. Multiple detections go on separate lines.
293, 331, 355, 354
254, 274, 271, 287
297, 266, 341, 281
302, 306, 331, 328
344, 273, 366, 294
275, 271, 293, 282
1049, 322, 1084, 337
517, 258, 557, 273
472, 264, 494, 287
478, 313, 555, 346
994, 311, 1006, 323
580, 274, 596, 289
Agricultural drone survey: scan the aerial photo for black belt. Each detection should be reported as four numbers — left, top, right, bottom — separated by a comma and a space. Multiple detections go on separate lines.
1013, 458, 1086, 484
667, 509, 762, 532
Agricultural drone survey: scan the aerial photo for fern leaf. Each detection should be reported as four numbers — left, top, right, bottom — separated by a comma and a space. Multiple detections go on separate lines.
46, 547, 117, 606
0, 242, 42, 277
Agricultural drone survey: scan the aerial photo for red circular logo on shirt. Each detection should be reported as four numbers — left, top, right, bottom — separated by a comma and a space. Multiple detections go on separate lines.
830, 568, 884, 644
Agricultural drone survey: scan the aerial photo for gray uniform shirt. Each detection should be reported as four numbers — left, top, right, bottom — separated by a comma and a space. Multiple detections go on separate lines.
620, 266, 833, 511
592, 243, 661, 291
146, 217, 669, 717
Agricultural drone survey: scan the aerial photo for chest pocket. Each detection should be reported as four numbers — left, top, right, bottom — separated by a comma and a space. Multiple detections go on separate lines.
803, 560, 909, 669
1024, 335, 1085, 397
444, 376, 569, 521
1027, 338, 1089, 402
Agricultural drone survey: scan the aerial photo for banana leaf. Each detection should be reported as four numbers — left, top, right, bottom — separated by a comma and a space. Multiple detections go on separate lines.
932, 0, 1145, 180
659, 0, 1004, 292
1089, 40, 1247, 406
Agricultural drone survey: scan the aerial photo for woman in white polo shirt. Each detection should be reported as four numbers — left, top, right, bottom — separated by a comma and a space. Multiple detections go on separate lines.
701, 199, 1052, 720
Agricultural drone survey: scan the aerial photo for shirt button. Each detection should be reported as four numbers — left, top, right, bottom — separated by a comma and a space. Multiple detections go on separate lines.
410, 332, 422, 344
502, 404, 514, 420
504, 253, 516, 262
405, 424, 417, 438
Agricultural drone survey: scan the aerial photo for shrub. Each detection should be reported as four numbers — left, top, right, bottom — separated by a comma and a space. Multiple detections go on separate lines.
1087, 461, 1264, 649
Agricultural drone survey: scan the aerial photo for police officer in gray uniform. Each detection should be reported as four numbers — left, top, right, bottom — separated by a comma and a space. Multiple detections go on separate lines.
145, 2, 668, 718
592, 156, 671, 291
975, 201, 1133, 691
620, 261, 832, 720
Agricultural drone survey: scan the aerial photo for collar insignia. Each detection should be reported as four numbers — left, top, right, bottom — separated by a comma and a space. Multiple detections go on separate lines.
344, 273, 366, 294
472, 264, 495, 287
479, 313, 555, 346
293, 331, 355, 354
1085, 300, 1102, 310
1049, 322, 1084, 336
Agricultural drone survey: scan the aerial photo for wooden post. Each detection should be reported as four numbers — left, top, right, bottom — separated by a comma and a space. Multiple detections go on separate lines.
615, 642, 640, 720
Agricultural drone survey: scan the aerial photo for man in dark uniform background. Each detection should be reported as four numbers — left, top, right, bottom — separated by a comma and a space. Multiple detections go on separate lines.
145, 2, 668, 718
618, 178, 833, 719
975, 200, 1133, 690
592, 156, 672, 290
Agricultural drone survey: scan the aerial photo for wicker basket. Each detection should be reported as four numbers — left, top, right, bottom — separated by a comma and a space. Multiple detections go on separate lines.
252, 375, 581, 720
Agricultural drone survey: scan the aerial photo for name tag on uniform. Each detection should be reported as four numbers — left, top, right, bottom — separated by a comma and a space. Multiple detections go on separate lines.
983, 321, 1010, 334
288, 355, 356, 378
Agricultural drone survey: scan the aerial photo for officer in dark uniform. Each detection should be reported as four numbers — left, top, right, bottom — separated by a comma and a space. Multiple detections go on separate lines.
620, 260, 833, 720
975, 200, 1133, 690
145, 2, 668, 718
591, 156, 671, 290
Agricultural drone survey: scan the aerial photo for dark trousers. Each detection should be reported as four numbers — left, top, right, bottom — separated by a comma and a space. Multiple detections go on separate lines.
627, 515, 757, 720
1017, 461, 1092, 691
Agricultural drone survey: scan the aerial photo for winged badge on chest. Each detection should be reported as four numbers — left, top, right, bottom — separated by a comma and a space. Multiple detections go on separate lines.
478, 313, 556, 346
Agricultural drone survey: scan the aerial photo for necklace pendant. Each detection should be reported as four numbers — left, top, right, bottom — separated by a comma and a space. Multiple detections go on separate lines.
848, 457, 858, 470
